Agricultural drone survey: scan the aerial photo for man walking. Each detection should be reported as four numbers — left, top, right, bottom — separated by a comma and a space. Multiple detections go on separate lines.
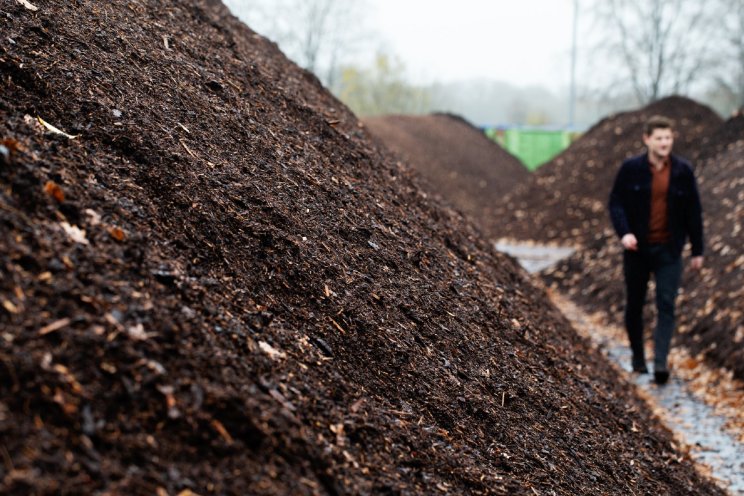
608, 115, 704, 385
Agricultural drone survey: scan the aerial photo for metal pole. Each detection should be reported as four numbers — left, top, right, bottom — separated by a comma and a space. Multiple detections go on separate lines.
569, 0, 578, 128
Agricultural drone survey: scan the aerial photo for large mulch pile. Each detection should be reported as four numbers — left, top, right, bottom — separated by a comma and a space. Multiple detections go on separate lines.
364, 113, 527, 240
492, 97, 723, 245
0, 1, 725, 495
543, 115, 743, 380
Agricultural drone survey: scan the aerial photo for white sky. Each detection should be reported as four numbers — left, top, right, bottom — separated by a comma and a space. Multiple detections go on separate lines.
369, 0, 577, 89
224, 0, 581, 91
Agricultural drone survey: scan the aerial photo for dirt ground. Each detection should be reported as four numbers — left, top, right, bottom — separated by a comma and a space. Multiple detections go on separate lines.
364, 114, 527, 240
0, 1, 726, 494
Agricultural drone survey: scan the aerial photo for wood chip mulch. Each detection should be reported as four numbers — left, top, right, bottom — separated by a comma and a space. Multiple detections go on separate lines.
0, 1, 727, 494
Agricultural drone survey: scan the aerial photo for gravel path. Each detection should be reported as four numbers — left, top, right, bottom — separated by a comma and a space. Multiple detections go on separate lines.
552, 293, 744, 496
499, 241, 744, 494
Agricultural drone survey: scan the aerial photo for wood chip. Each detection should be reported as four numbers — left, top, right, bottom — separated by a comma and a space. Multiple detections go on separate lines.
38, 318, 72, 336
37, 117, 78, 139
2, 300, 20, 314
211, 419, 234, 444
258, 341, 286, 360
330, 318, 346, 334
177, 490, 202, 496
16, 0, 38, 11
60, 222, 89, 245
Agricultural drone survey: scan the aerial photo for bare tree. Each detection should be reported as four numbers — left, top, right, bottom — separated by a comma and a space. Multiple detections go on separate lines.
590, 0, 717, 103
335, 53, 431, 116
713, 0, 744, 110
224, 0, 370, 87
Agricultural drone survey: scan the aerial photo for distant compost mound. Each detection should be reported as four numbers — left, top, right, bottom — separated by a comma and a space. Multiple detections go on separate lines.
364, 113, 527, 239
544, 115, 744, 380
0, 2, 723, 495
493, 96, 723, 245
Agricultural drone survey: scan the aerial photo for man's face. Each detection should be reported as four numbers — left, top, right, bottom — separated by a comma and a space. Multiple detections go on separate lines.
643, 128, 674, 159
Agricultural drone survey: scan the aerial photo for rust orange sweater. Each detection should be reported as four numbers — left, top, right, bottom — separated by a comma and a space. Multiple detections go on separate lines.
648, 158, 672, 243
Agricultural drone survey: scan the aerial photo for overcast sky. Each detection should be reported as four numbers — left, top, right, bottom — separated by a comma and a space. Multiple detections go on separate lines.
224, 0, 580, 92
369, 0, 577, 89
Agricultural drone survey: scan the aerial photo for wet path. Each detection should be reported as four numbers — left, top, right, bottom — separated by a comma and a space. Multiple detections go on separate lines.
555, 294, 744, 495
496, 242, 744, 495
494, 242, 575, 273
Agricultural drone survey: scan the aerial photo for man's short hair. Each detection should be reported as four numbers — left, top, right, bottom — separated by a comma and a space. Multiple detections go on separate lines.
644, 115, 674, 136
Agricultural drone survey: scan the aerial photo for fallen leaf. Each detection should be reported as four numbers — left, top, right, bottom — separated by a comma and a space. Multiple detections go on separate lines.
108, 226, 126, 242
1, 137, 24, 155
44, 181, 65, 202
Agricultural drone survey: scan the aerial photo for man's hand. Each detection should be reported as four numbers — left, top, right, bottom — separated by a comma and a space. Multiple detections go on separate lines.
690, 256, 703, 271
621, 233, 638, 251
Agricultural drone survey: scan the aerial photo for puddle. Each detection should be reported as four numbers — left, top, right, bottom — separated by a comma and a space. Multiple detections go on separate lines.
495, 242, 574, 273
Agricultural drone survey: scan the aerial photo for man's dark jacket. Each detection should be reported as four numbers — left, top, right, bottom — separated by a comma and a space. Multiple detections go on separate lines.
608, 153, 704, 258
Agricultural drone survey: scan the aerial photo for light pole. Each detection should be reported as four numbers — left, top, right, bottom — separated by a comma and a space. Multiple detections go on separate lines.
569, 0, 578, 129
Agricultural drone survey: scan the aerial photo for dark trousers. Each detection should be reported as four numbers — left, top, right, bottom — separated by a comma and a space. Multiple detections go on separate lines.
623, 243, 683, 371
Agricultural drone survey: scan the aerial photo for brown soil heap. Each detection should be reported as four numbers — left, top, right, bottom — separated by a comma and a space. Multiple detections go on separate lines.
544, 115, 744, 380
493, 97, 722, 245
364, 114, 527, 240
0, 2, 724, 495
680, 115, 744, 378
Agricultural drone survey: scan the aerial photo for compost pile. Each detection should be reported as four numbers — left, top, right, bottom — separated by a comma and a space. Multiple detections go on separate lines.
544, 114, 744, 380
492, 97, 722, 245
0, 1, 724, 495
364, 113, 527, 240
680, 115, 744, 378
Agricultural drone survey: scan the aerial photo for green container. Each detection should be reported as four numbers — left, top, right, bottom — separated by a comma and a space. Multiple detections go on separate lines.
485, 128, 574, 171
